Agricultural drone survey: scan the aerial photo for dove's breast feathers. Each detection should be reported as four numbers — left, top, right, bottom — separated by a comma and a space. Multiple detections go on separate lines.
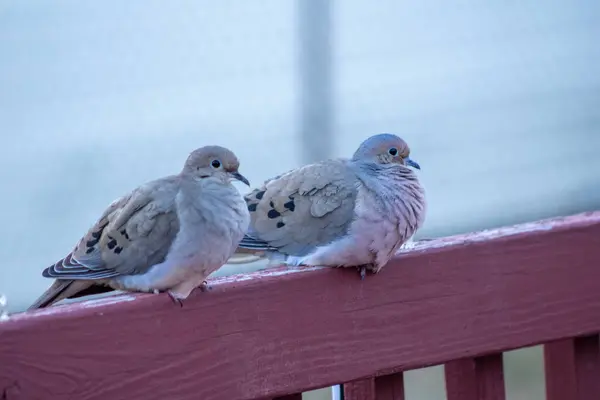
110, 179, 250, 292
349, 163, 426, 268
173, 180, 250, 266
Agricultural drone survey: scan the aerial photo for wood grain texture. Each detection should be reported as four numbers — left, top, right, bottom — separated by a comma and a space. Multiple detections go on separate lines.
343, 378, 375, 400
545, 335, 600, 400
375, 373, 405, 400
445, 355, 505, 400
1, 212, 600, 400
545, 339, 578, 400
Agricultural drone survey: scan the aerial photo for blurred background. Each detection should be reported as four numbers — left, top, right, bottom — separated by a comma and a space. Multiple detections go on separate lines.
1, 0, 599, 399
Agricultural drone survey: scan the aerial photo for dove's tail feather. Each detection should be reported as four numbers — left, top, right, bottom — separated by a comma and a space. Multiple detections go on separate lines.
227, 252, 264, 264
228, 248, 292, 267
28, 280, 98, 310
237, 235, 278, 251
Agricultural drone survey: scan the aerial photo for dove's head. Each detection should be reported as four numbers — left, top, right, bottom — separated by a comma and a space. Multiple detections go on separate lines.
352, 133, 420, 169
183, 146, 250, 186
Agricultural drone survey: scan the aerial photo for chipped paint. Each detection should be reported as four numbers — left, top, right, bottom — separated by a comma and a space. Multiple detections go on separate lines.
8, 305, 80, 320
80, 295, 138, 308
212, 265, 325, 284
396, 212, 600, 255
4, 295, 139, 321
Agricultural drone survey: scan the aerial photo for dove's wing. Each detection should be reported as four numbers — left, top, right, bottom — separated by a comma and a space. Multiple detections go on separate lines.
240, 159, 358, 256
43, 177, 181, 280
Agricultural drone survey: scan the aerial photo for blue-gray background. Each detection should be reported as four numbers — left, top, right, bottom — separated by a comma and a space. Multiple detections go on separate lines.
1, 1, 599, 399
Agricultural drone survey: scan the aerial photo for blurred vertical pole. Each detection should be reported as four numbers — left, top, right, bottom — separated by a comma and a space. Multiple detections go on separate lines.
297, 0, 334, 164
298, 7, 337, 399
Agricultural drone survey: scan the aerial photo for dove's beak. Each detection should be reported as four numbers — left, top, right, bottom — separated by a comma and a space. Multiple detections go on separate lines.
231, 171, 250, 186
405, 158, 421, 170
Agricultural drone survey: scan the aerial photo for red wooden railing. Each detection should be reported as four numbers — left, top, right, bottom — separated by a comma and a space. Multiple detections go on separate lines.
1, 211, 599, 400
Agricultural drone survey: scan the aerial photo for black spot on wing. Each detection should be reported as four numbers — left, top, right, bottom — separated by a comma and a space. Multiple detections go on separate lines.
114, 246, 123, 254
276, 221, 285, 228
248, 203, 257, 212
268, 209, 281, 219
107, 237, 117, 250
284, 200, 295, 212
120, 229, 130, 240
255, 190, 265, 200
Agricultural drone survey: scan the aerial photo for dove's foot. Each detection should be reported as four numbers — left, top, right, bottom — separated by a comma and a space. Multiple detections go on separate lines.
356, 264, 377, 280
358, 265, 366, 280
167, 291, 184, 307
284, 255, 305, 267
199, 280, 212, 292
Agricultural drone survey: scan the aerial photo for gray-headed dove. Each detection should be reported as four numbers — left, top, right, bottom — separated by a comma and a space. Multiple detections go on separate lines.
29, 146, 250, 309
237, 133, 426, 278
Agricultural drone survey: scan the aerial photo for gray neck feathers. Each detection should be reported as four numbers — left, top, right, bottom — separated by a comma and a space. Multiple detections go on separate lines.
352, 161, 426, 229
177, 178, 241, 230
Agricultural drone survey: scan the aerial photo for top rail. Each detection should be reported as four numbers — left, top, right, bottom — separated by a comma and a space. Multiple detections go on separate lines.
1, 211, 600, 400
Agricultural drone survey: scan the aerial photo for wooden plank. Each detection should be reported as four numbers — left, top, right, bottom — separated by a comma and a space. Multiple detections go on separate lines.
545, 339, 578, 400
545, 335, 600, 400
446, 358, 478, 400
445, 354, 505, 400
343, 378, 375, 400
375, 373, 405, 400
1, 212, 600, 400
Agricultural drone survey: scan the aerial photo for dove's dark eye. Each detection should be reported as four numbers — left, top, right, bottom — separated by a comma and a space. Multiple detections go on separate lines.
211, 160, 221, 168
388, 147, 398, 156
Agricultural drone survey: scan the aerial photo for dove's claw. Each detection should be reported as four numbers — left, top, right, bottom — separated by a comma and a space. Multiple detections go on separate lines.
358, 265, 367, 280
167, 292, 184, 307
284, 255, 306, 267
356, 264, 378, 280
199, 280, 212, 292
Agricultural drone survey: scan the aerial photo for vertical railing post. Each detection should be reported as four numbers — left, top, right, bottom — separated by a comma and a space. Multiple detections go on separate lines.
375, 373, 405, 400
343, 378, 375, 400
297, 0, 334, 164
545, 335, 600, 400
445, 354, 506, 400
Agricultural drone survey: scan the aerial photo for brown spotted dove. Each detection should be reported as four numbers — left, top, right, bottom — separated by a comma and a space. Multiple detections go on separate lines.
29, 146, 250, 309
236, 133, 426, 278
